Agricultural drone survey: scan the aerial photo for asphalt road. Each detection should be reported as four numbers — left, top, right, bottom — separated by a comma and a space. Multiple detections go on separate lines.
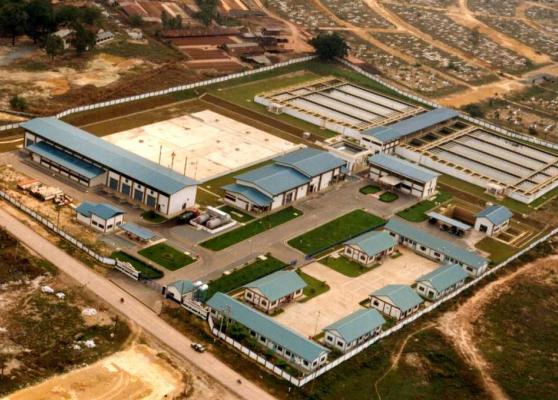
0, 207, 276, 400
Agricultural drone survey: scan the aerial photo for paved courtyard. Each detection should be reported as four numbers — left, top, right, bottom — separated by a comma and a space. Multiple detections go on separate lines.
274, 248, 439, 337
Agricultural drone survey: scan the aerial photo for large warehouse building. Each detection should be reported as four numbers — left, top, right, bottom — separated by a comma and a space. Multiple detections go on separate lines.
21, 118, 197, 217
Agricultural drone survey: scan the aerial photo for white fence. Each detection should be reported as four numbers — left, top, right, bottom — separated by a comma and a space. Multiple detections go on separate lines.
0, 56, 315, 133
209, 224, 558, 387
0, 189, 115, 266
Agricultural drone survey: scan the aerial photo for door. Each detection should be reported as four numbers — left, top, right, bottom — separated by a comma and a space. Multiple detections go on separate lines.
133, 189, 143, 202
109, 178, 118, 190
121, 184, 131, 196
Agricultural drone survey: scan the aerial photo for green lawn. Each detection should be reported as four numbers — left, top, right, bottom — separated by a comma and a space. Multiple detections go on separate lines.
200, 207, 302, 251
321, 256, 372, 277
219, 205, 255, 223
397, 191, 452, 222
141, 210, 168, 224
111, 251, 163, 280
379, 192, 399, 203
138, 243, 195, 271
205, 255, 287, 300
288, 210, 386, 255
359, 185, 381, 195
297, 270, 330, 302
475, 237, 518, 264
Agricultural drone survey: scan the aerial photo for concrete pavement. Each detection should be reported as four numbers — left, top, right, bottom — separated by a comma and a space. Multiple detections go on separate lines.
0, 206, 276, 400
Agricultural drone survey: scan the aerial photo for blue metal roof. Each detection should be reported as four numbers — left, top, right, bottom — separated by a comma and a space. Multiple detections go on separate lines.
363, 108, 459, 143
207, 293, 328, 362
244, 270, 306, 302
368, 154, 439, 183
324, 308, 385, 343
235, 164, 309, 196
416, 264, 469, 293
274, 148, 346, 177
345, 230, 396, 257
167, 280, 195, 295
371, 284, 423, 313
120, 222, 156, 241
27, 141, 104, 179
22, 118, 196, 195
476, 205, 512, 226
426, 212, 472, 231
222, 183, 272, 206
384, 218, 487, 269
76, 202, 124, 220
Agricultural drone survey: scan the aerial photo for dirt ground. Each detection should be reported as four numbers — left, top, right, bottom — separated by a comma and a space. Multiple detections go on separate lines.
275, 248, 439, 337
437, 253, 558, 400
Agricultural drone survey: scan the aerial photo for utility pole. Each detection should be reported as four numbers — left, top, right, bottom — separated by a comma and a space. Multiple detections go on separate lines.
158, 145, 162, 165
170, 151, 176, 170
183, 157, 188, 176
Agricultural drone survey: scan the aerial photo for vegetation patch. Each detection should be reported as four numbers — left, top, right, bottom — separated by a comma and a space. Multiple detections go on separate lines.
379, 192, 399, 203
111, 251, 163, 279
288, 210, 386, 255
138, 243, 195, 270
205, 255, 287, 300
475, 237, 518, 264
297, 271, 330, 302
397, 191, 452, 222
359, 185, 381, 195
200, 207, 302, 251
320, 256, 371, 277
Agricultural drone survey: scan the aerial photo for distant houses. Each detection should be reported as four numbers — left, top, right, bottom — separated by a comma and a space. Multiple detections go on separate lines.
243, 270, 306, 314
415, 264, 469, 300
323, 308, 385, 353
343, 230, 397, 267
369, 284, 423, 320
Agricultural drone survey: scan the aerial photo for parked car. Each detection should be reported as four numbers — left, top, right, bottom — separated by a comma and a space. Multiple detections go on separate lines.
191, 343, 206, 353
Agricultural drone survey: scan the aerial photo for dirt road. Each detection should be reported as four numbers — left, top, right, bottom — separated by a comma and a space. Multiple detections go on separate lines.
0, 206, 275, 400
437, 255, 558, 400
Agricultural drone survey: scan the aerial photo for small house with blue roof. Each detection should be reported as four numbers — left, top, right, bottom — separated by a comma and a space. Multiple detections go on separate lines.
243, 270, 307, 313
75, 201, 124, 233
343, 230, 397, 266
165, 280, 195, 303
323, 308, 385, 352
369, 284, 424, 320
223, 148, 346, 213
474, 204, 513, 237
368, 153, 439, 199
415, 264, 469, 300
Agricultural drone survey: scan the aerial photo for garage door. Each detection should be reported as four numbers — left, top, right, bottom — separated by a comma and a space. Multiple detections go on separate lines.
121, 184, 131, 196
146, 195, 156, 207
133, 189, 143, 202
109, 178, 118, 190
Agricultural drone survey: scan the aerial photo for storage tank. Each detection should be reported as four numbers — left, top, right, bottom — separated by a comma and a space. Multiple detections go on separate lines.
206, 217, 223, 229
196, 214, 210, 224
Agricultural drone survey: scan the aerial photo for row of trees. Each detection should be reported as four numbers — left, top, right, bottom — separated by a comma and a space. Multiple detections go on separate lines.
0, 0, 101, 54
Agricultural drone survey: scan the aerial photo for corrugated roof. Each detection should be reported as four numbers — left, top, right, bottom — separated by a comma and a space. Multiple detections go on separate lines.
416, 264, 469, 293
274, 148, 346, 178
22, 118, 196, 195
207, 293, 328, 362
167, 280, 195, 295
235, 164, 309, 196
244, 270, 306, 302
371, 284, 423, 313
27, 141, 105, 179
369, 154, 439, 183
363, 108, 459, 143
324, 308, 385, 343
345, 230, 396, 257
120, 222, 156, 241
222, 183, 272, 206
384, 218, 487, 269
426, 211, 472, 231
75, 201, 123, 220
476, 205, 512, 226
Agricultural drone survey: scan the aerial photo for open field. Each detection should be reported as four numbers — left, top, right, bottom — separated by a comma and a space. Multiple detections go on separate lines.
138, 243, 195, 271
288, 209, 386, 255
200, 207, 302, 251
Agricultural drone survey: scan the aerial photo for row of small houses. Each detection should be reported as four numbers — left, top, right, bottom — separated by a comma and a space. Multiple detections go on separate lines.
164, 216, 491, 373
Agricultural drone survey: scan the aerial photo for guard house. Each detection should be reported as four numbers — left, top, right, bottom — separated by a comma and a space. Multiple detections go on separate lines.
323, 308, 385, 353
207, 293, 329, 371
223, 148, 346, 213
474, 205, 513, 237
243, 270, 307, 314
369, 284, 424, 320
343, 231, 397, 267
368, 154, 439, 199
384, 218, 488, 276
75, 202, 124, 233
21, 118, 197, 217
415, 264, 469, 300
359, 108, 459, 153
165, 280, 195, 302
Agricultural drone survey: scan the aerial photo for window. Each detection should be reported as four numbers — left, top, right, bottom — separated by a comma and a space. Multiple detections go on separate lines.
259, 336, 267, 344
360, 254, 367, 261
249, 330, 256, 337
373, 299, 380, 306
337, 340, 344, 347
276, 345, 283, 352
303, 360, 309, 367
285, 350, 291, 357
246, 292, 253, 299
92, 221, 98, 226
106, 224, 113, 230
261, 299, 268, 307
326, 334, 334, 343
420, 246, 427, 251
345, 248, 353, 255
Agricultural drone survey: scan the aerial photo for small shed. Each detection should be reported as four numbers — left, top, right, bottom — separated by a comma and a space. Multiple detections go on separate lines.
343, 231, 397, 266
415, 264, 469, 300
474, 205, 512, 236
165, 280, 194, 302
370, 284, 423, 320
120, 222, 156, 242
323, 308, 385, 352
75, 202, 124, 233
243, 270, 306, 313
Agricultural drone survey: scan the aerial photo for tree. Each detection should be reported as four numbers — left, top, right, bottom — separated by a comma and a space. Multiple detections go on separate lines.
25, 0, 55, 44
129, 14, 143, 28
463, 103, 484, 118
81, 6, 102, 25
309, 32, 349, 61
10, 95, 28, 112
0, 2, 28, 46
71, 23, 96, 55
161, 10, 171, 29
45, 33, 64, 59
195, 0, 218, 27
54, 5, 80, 26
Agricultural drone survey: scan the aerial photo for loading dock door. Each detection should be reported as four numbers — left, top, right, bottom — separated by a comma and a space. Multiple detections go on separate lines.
146, 195, 156, 207
109, 178, 118, 190
133, 189, 143, 202
121, 184, 131, 196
